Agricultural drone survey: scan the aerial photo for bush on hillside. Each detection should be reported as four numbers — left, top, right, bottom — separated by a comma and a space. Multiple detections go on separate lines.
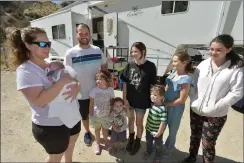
60, 1, 75, 8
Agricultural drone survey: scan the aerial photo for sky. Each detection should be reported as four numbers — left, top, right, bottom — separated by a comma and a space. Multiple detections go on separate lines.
52, 0, 63, 4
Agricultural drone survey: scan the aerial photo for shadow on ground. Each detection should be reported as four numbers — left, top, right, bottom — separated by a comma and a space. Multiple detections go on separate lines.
232, 106, 244, 114
73, 140, 239, 163
75, 127, 240, 162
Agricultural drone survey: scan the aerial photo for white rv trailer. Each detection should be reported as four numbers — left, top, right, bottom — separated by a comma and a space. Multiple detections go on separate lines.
30, 0, 243, 76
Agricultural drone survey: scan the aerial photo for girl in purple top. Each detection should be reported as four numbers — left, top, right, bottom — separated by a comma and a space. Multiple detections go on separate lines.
6, 27, 80, 162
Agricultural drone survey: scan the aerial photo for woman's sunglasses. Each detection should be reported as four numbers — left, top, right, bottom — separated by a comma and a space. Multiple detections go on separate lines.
32, 41, 51, 48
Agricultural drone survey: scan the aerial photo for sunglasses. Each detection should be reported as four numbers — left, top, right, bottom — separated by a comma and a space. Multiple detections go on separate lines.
32, 41, 51, 48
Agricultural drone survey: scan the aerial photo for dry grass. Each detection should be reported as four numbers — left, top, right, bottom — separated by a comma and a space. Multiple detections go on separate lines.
1, 50, 9, 70
0, 1, 61, 45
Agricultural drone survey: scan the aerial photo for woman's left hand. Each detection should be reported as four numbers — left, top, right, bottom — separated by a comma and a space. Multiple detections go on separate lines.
62, 82, 80, 102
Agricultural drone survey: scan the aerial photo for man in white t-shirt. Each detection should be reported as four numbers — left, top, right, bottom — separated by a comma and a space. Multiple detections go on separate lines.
64, 23, 108, 146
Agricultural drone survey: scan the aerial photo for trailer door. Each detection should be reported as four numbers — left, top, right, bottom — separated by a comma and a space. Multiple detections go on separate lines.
104, 12, 118, 48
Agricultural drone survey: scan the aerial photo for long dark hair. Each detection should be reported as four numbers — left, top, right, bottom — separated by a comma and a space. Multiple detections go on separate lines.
5, 26, 46, 69
211, 34, 244, 68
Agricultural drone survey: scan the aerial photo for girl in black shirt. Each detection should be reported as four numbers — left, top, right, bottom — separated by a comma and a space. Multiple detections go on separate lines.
120, 42, 157, 155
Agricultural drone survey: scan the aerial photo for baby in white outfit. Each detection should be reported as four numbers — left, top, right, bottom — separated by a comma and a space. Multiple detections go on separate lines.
46, 61, 82, 128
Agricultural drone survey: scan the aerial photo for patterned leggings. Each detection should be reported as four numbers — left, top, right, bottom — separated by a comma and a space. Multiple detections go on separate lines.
189, 109, 227, 163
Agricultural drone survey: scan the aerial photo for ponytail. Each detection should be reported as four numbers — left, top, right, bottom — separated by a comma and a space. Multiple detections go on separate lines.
185, 60, 195, 73
226, 49, 244, 68
5, 26, 46, 69
211, 34, 244, 68
173, 46, 194, 73
6, 27, 29, 68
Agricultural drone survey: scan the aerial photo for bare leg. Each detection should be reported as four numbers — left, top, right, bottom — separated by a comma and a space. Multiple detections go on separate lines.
82, 118, 90, 132
95, 127, 101, 145
136, 112, 146, 138
102, 127, 109, 144
121, 140, 127, 152
64, 133, 79, 163
46, 153, 63, 163
128, 109, 135, 133
112, 142, 118, 152
94, 127, 102, 154
102, 127, 112, 151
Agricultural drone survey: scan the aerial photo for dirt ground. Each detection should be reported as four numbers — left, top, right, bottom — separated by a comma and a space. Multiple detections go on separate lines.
1, 71, 243, 162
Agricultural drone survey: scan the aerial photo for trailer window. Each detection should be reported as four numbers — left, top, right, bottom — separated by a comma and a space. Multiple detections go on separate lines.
52, 24, 66, 39
161, 1, 188, 14
52, 26, 58, 39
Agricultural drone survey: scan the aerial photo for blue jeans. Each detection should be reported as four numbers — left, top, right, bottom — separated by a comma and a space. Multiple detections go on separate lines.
165, 106, 184, 150
146, 130, 163, 158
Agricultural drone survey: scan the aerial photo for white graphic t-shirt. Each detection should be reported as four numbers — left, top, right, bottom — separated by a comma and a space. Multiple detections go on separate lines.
89, 87, 115, 117
64, 45, 107, 100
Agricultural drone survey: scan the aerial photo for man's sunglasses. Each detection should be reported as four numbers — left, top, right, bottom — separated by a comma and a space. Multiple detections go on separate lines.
32, 41, 51, 48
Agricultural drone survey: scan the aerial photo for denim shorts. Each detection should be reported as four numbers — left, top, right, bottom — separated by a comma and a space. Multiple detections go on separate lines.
130, 107, 147, 114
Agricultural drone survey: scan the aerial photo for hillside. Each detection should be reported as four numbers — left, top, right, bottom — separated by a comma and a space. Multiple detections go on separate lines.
0, 1, 63, 44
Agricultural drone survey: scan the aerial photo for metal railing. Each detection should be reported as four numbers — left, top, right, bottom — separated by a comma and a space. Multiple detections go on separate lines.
105, 46, 173, 76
